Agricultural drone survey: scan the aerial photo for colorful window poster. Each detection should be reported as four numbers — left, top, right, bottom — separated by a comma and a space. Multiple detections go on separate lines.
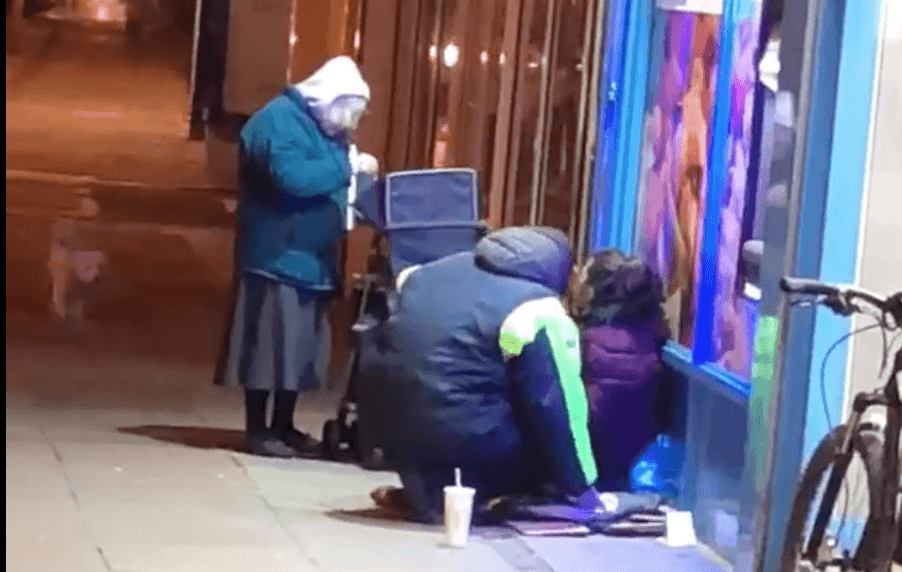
635, 9, 721, 347
711, 12, 763, 378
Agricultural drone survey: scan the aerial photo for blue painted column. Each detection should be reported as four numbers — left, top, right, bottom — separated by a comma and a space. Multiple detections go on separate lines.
610, 0, 652, 251
734, 0, 836, 568
800, 0, 884, 467
590, 0, 631, 250
735, 0, 884, 569
590, 0, 653, 252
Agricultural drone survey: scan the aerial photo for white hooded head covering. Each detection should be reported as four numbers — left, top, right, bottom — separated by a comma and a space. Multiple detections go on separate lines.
294, 56, 370, 137
294, 56, 370, 104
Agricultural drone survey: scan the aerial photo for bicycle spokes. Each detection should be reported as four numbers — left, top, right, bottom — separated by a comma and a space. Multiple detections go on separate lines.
801, 452, 872, 568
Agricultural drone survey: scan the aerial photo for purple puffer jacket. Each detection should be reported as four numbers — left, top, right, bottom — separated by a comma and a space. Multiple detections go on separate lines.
582, 320, 665, 490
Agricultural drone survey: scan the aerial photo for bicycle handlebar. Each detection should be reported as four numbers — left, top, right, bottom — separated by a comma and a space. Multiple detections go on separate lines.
781, 276, 902, 325
780, 277, 841, 298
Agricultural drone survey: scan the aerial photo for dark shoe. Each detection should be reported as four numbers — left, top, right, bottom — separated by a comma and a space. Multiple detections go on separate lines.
370, 486, 415, 520
273, 427, 321, 458
245, 430, 297, 458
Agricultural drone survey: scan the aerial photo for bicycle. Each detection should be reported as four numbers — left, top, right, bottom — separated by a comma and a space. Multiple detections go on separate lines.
779, 277, 902, 572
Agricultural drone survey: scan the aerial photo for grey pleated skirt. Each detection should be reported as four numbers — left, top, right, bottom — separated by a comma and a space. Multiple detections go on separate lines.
215, 272, 330, 392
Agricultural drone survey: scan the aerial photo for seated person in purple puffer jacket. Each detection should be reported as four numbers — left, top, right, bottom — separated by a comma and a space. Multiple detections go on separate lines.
569, 249, 671, 491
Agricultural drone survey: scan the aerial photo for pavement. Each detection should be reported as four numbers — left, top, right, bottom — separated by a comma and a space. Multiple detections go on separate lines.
6, 335, 730, 572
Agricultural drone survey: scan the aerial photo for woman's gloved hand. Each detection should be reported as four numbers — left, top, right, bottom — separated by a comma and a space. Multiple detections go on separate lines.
353, 152, 379, 175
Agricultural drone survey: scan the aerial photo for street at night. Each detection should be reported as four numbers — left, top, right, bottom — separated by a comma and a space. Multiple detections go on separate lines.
4, 10, 726, 572
8, 0, 900, 570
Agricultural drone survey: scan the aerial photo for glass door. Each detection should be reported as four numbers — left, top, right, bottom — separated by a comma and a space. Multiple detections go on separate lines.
502, 0, 554, 226
500, 0, 603, 245
405, 0, 444, 167
431, 0, 509, 218
535, 0, 596, 245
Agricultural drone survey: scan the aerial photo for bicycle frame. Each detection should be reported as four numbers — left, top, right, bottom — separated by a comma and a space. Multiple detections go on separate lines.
870, 347, 901, 565
802, 347, 901, 567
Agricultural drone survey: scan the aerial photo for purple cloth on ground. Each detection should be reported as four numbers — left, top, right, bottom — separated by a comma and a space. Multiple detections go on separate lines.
495, 491, 663, 526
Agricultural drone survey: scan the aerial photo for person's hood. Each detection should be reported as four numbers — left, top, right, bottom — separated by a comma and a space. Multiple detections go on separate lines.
293, 56, 370, 106
475, 226, 573, 294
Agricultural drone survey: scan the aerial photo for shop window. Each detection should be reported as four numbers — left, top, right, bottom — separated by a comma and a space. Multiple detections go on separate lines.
633, 3, 764, 378
503, 0, 598, 244
406, 0, 442, 167
634, 8, 722, 347
710, 15, 764, 378
386, 0, 601, 241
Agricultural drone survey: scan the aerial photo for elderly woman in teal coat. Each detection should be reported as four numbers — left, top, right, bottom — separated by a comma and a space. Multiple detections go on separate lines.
216, 56, 379, 457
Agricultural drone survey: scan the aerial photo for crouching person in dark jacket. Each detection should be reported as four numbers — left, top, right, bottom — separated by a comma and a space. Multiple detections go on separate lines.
358, 226, 600, 523
569, 249, 670, 491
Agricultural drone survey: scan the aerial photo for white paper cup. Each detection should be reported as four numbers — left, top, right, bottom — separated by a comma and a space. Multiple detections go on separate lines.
443, 485, 476, 548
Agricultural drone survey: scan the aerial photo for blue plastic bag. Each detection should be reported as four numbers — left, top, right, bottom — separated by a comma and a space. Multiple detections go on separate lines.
630, 434, 685, 498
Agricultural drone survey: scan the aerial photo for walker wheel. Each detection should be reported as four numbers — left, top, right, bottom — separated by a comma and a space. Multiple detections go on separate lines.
322, 420, 342, 461
360, 447, 386, 471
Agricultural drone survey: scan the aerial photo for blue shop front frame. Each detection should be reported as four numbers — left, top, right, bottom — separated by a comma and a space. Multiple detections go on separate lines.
591, 0, 750, 375
589, 0, 755, 561
590, 0, 652, 254
586, 0, 884, 566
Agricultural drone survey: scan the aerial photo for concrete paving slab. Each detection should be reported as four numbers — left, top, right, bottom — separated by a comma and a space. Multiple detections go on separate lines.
6, 436, 110, 572
51, 440, 249, 492
5, 425, 46, 442
277, 506, 514, 572
521, 535, 727, 572
5, 397, 46, 436
74, 472, 316, 572
6, 520, 110, 572
240, 457, 395, 510
89, 519, 316, 572
6, 438, 70, 504
43, 426, 184, 448
4, 408, 47, 434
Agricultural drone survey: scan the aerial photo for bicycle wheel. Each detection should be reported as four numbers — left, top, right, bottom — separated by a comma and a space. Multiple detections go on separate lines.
781, 424, 885, 572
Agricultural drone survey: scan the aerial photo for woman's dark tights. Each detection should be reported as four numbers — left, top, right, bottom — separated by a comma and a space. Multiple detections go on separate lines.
244, 390, 299, 434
